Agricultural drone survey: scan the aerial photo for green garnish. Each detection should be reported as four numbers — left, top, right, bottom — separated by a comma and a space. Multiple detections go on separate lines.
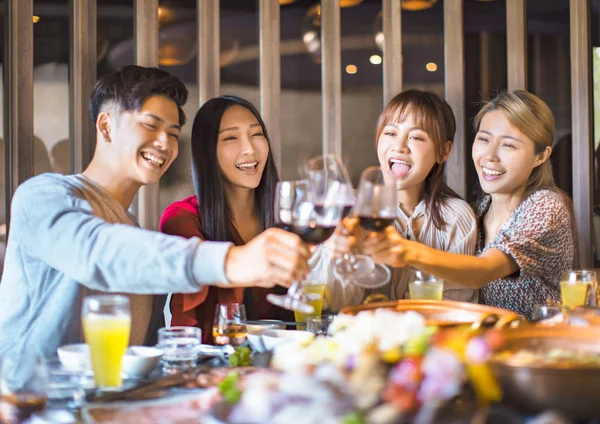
218, 371, 242, 404
343, 411, 365, 424
229, 346, 252, 367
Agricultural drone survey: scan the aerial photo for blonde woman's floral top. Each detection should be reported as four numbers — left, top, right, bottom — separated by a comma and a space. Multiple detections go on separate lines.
475, 189, 574, 319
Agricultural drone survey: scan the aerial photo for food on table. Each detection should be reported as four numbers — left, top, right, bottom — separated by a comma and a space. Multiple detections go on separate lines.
493, 347, 600, 367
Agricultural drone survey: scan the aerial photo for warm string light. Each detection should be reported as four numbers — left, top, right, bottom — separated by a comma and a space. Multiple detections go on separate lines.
370, 55, 382, 65
426, 62, 438, 72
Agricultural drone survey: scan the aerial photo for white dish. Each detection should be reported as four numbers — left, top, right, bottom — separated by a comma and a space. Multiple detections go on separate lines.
122, 346, 163, 378
247, 329, 314, 353
246, 320, 286, 335
57, 343, 92, 372
57, 344, 162, 378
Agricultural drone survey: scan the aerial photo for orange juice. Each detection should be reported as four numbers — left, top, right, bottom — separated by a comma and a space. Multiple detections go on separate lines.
294, 283, 325, 329
83, 315, 131, 388
560, 281, 590, 309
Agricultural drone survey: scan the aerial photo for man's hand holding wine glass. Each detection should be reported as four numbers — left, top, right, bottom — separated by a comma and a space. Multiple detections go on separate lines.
224, 228, 311, 289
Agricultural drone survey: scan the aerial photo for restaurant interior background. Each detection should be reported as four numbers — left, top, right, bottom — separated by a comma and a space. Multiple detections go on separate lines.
0, 0, 599, 276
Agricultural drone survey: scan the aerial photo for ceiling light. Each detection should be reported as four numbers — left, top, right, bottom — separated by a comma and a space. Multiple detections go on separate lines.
32, 15, 40, 23
402, 0, 437, 11
426, 62, 438, 72
370, 55, 382, 65
346, 64, 358, 74
279, 0, 296, 4
302, 5, 322, 63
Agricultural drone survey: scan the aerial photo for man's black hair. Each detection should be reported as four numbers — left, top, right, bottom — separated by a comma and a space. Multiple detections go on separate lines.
89, 65, 188, 126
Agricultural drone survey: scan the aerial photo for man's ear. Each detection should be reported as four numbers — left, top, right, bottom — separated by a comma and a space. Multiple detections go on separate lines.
439, 140, 452, 163
534, 146, 552, 168
96, 112, 112, 142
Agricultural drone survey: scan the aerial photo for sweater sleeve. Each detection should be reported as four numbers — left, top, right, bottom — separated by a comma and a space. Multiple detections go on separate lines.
12, 175, 232, 294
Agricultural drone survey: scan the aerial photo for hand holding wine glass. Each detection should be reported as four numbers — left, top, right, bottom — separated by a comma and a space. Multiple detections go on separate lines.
329, 166, 396, 288
266, 178, 343, 313
267, 155, 350, 312
224, 227, 311, 289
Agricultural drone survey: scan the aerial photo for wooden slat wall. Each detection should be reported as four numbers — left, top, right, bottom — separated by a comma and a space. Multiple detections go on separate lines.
133, 0, 160, 230
506, 0, 527, 90
382, 0, 402, 105
259, 0, 282, 170
3, 0, 34, 234
570, 0, 593, 267
321, 0, 342, 158
444, 0, 466, 199
70, 0, 97, 174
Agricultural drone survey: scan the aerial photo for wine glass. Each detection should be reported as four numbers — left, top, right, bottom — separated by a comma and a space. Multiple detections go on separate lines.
0, 355, 46, 424
82, 295, 131, 389
213, 304, 248, 346
338, 166, 395, 288
267, 178, 345, 313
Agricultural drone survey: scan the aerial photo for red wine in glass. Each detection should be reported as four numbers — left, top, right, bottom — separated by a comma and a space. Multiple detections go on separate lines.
358, 215, 394, 232
276, 223, 336, 245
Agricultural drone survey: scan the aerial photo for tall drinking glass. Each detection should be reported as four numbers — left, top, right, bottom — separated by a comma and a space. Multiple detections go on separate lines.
560, 270, 597, 309
82, 295, 131, 389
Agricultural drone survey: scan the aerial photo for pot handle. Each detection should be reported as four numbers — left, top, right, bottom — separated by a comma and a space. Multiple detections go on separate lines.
494, 314, 525, 329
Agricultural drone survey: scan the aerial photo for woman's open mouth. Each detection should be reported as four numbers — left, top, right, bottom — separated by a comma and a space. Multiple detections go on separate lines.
389, 158, 412, 178
481, 166, 506, 181
235, 161, 259, 175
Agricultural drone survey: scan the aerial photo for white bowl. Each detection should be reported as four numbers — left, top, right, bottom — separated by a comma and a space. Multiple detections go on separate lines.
58, 344, 162, 379
57, 343, 91, 372
246, 320, 286, 335
248, 329, 314, 352
121, 346, 163, 378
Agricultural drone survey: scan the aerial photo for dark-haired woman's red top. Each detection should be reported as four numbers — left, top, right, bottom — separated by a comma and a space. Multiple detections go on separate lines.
159, 196, 290, 344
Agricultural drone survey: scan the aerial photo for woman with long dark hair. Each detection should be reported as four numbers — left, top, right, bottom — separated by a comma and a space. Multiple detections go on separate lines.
160, 95, 291, 343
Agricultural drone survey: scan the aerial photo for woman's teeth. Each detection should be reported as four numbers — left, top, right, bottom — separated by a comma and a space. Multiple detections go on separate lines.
482, 167, 505, 176
236, 162, 258, 170
141, 152, 165, 166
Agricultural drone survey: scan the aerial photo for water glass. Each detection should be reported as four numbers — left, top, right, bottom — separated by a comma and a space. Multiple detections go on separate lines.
306, 315, 335, 335
39, 358, 85, 410
156, 326, 202, 374
409, 271, 444, 300
560, 270, 597, 309
532, 305, 568, 322
0, 355, 46, 424
213, 304, 247, 346
82, 295, 131, 389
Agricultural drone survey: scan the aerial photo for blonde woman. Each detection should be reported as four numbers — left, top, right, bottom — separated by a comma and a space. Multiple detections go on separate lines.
364, 90, 576, 319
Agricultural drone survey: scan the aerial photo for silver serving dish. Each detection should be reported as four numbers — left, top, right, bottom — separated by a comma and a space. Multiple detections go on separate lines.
489, 325, 600, 420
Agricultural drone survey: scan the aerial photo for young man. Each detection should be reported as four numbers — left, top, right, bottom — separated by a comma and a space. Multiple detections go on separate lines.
0, 66, 309, 361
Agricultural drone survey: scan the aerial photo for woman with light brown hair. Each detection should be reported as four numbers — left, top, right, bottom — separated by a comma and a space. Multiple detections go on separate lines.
320, 89, 478, 310
364, 90, 576, 319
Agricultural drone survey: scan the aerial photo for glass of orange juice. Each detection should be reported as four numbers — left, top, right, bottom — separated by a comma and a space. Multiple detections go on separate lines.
560, 270, 597, 309
294, 280, 325, 330
82, 295, 130, 389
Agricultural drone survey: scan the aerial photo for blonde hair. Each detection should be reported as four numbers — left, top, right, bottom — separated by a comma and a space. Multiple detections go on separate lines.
474, 90, 556, 200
